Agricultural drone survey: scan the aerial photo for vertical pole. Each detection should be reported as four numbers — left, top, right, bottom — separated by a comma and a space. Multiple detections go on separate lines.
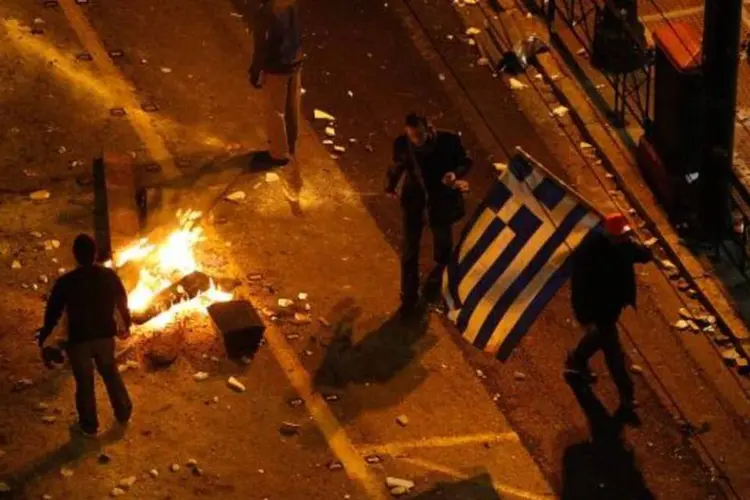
700, 0, 742, 243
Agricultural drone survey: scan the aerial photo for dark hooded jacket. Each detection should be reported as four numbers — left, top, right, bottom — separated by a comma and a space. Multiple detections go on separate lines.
571, 231, 651, 326
387, 129, 472, 224
251, 0, 303, 75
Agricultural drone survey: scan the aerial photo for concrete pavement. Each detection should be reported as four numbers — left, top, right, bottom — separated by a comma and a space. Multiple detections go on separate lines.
0, 0, 735, 499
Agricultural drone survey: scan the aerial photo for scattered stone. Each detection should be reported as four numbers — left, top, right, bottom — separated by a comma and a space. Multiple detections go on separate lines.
118, 476, 137, 489
686, 320, 700, 332
509, 77, 527, 90
465, 27, 481, 36
193, 371, 209, 382
347, 90, 354, 97
297, 292, 309, 301
149, 469, 159, 478
438, 73, 446, 81
278, 298, 294, 307
13, 378, 33, 392
227, 377, 246, 392
475, 369, 486, 379
551, 105, 569, 117
170, 464, 180, 473
225, 191, 246, 202
293, 313, 312, 324
630, 364, 644, 374
322, 139, 334, 145
327, 460, 343, 471
323, 393, 340, 402
644, 237, 658, 248
678, 308, 694, 320
160, 67, 172, 73
673, 320, 689, 331
34, 402, 49, 412
279, 421, 301, 436
711, 333, 732, 346
31, 231, 43, 238
721, 348, 740, 366
41, 416, 57, 424
513, 371, 527, 381
30, 190, 51, 201
110, 487, 126, 497
395, 415, 409, 427
314, 109, 336, 121
11, 260, 21, 269
240, 356, 252, 365
386, 477, 415, 490
288, 397, 304, 408
325, 127, 336, 137
365, 455, 382, 464
390, 486, 408, 496
365, 144, 374, 152
333, 145, 346, 153
477, 57, 490, 66
60, 467, 74, 478
186, 459, 198, 468
265, 172, 280, 183
579, 141, 593, 150
39, 275, 49, 284
659, 259, 677, 271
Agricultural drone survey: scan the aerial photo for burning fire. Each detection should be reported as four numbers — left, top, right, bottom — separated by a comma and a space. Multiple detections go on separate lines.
114, 209, 233, 327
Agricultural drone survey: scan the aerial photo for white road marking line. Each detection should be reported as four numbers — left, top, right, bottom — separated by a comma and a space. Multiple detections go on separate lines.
357, 432, 519, 457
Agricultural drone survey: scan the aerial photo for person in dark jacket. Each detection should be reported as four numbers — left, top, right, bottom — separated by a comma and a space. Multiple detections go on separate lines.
566, 213, 651, 417
386, 113, 472, 317
250, 0, 303, 167
37, 234, 133, 437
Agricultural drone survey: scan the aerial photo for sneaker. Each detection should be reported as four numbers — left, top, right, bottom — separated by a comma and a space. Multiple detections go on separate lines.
564, 356, 597, 384
70, 423, 98, 439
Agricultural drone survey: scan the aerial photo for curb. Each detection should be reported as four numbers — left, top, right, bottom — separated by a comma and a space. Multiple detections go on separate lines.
532, 32, 750, 363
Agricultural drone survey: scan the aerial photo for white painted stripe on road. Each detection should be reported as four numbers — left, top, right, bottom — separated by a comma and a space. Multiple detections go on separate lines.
640, 6, 704, 23
57, 0, 180, 180
399, 457, 555, 500
356, 431, 520, 456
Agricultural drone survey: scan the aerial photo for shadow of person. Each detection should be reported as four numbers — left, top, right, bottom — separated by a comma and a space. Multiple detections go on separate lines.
560, 383, 655, 500
312, 299, 436, 422
0, 424, 127, 498
410, 473, 500, 499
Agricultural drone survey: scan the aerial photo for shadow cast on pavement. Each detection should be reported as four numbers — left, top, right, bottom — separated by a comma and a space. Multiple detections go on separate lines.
312, 298, 437, 421
560, 382, 655, 500
0, 424, 128, 498
411, 473, 500, 499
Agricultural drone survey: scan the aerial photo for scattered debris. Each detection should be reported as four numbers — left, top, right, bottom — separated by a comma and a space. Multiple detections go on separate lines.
347, 90, 354, 97
673, 320, 689, 331
193, 371, 209, 382
318, 317, 331, 327
644, 237, 658, 248
395, 415, 409, 427
13, 378, 33, 392
365, 455, 383, 464
679, 308, 694, 320
265, 172, 280, 183
386, 477, 415, 491
508, 77, 527, 90
279, 421, 301, 436
438, 73, 446, 81
41, 416, 57, 424
659, 259, 677, 272
465, 27, 481, 36
314, 109, 336, 121
278, 298, 294, 307
297, 292, 309, 301
149, 469, 159, 478
11, 260, 21, 269
60, 467, 74, 478
288, 397, 304, 408
118, 476, 137, 490
630, 364, 644, 374
110, 488, 126, 497
551, 105, 569, 117
513, 371, 527, 381
579, 141, 593, 150
475, 369, 486, 379
29, 190, 50, 201
327, 460, 344, 471
721, 348, 740, 367
390, 486, 408, 496
227, 377, 246, 392
494, 162, 508, 172
170, 464, 180, 473
322, 139, 334, 145
293, 313, 312, 324
160, 67, 172, 73
333, 145, 346, 153
225, 191, 246, 202
477, 57, 490, 67
325, 126, 336, 137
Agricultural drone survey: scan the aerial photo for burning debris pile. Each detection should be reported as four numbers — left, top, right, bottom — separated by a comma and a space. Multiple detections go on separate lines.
111, 209, 233, 329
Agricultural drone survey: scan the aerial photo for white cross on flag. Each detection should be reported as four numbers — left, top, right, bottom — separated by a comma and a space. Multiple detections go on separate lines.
442, 148, 602, 360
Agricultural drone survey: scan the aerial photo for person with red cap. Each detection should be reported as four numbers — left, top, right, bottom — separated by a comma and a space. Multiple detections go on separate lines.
566, 212, 652, 420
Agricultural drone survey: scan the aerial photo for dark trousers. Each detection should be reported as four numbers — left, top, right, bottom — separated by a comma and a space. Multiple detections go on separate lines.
67, 338, 132, 433
401, 209, 453, 306
571, 322, 634, 403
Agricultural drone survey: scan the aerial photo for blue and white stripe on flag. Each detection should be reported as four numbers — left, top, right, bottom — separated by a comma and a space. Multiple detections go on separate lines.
442, 152, 601, 361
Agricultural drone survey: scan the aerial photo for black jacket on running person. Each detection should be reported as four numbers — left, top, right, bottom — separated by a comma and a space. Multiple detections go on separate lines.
571, 231, 651, 326
38, 265, 131, 347
251, 0, 304, 75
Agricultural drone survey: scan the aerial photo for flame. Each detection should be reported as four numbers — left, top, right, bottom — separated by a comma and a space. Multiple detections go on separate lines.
113, 210, 232, 328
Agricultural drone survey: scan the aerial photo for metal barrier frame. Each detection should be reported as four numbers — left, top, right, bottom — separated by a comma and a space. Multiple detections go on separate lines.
545, 0, 655, 131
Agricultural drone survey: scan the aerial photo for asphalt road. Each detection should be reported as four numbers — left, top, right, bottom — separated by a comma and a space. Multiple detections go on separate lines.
0, 0, 742, 499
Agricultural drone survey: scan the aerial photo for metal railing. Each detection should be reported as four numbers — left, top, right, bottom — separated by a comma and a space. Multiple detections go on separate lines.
545, 0, 655, 131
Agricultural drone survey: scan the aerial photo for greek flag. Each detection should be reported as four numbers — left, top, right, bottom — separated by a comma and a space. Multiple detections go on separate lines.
443, 151, 601, 360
